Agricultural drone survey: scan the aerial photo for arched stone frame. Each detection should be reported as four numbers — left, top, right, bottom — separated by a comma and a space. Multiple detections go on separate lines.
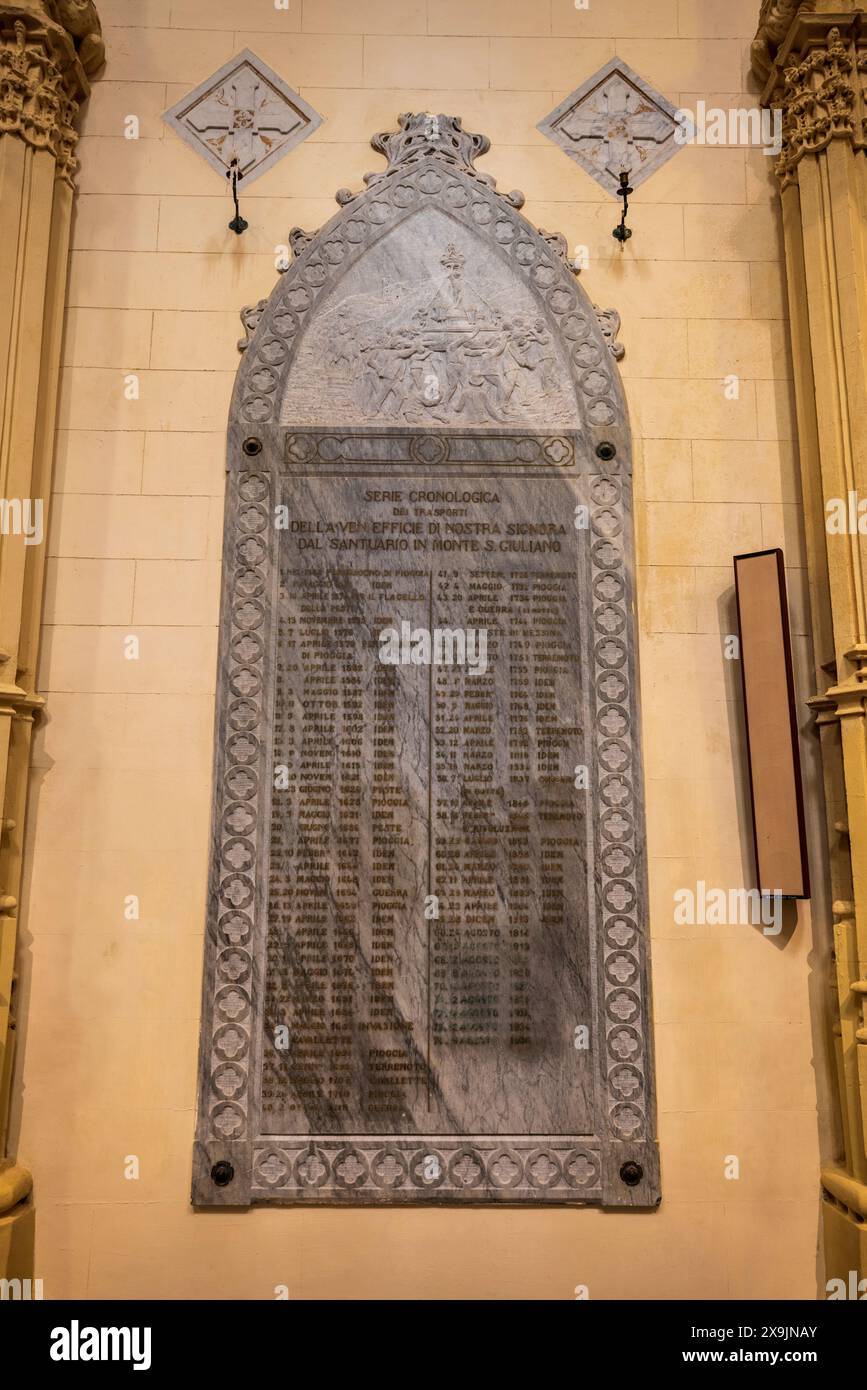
193, 114, 659, 1207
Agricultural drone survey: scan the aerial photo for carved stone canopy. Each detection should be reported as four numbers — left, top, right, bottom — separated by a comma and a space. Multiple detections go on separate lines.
234, 113, 626, 443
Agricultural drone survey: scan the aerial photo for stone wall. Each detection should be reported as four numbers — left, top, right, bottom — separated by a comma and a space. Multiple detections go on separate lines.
13, 0, 828, 1298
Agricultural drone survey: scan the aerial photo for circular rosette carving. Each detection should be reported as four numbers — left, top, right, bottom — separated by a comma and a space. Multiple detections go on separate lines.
487, 1149, 524, 1189
525, 1149, 563, 1190
210, 1101, 245, 1140
448, 1147, 486, 1189
215, 983, 251, 1023
212, 1061, 246, 1101
563, 1150, 599, 1189
370, 1147, 409, 1190
213, 1022, 249, 1061
294, 1147, 330, 1189
610, 1102, 645, 1140
256, 1151, 290, 1188
333, 1147, 369, 1189
409, 1148, 446, 1188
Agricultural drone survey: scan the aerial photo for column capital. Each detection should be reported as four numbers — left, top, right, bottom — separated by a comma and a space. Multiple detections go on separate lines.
0, 1, 104, 185
753, 7, 867, 187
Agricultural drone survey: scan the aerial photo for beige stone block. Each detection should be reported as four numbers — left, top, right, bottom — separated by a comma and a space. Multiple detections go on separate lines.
628, 379, 757, 441
692, 566, 736, 634
22, 1105, 196, 1206
206, 493, 227, 561
38, 625, 218, 695
25, 845, 209, 934
27, 927, 203, 1025
750, 261, 789, 319
639, 144, 746, 205
716, 1022, 818, 1110
305, 0, 424, 32
142, 431, 225, 497
173, 0, 301, 28
723, 1202, 820, 1298
640, 501, 762, 567
490, 37, 614, 91
62, 308, 152, 369
645, 779, 703, 859
31, 1202, 94, 1300
101, 25, 234, 82
761, 503, 808, 568
54, 430, 144, 495
655, 927, 813, 1026
616, 38, 745, 93
634, 439, 693, 502
745, 146, 783, 205
151, 311, 240, 371
69, 251, 275, 312
489, 146, 606, 204
32, 692, 216, 773
78, 137, 230, 197
82, 81, 168, 139
233, 31, 363, 86
132, 560, 221, 626
586, 260, 750, 321
655, 1020, 720, 1113
50, 494, 210, 560
43, 559, 136, 625
98, 0, 171, 23
529, 202, 684, 263
363, 35, 489, 89
552, 0, 679, 37
22, 1008, 199, 1111
692, 439, 799, 505
756, 377, 796, 441
155, 194, 336, 255
688, 318, 790, 381
86, 1202, 301, 1301
430, 0, 551, 36
31, 762, 212, 853
72, 194, 160, 252
638, 566, 697, 635
683, 203, 782, 262
57, 367, 233, 433
303, 88, 554, 149
676, 0, 765, 38
618, 318, 689, 380
233, 140, 376, 199
658, 1109, 819, 1201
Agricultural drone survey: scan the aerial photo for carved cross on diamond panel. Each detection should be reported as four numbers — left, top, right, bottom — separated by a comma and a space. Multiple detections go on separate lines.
538, 58, 683, 195
163, 48, 322, 186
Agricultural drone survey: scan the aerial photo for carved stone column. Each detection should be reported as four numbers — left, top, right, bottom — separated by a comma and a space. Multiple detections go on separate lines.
754, 0, 867, 1286
0, 1, 103, 1284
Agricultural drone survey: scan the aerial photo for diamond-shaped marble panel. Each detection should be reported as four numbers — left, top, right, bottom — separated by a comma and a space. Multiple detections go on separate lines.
163, 48, 322, 187
538, 58, 683, 196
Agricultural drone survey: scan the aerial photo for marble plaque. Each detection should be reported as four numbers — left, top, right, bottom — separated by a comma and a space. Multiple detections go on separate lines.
193, 115, 659, 1206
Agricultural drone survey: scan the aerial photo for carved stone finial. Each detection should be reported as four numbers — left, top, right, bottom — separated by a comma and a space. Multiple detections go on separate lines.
751, 0, 817, 84
335, 111, 525, 211
595, 306, 625, 361
238, 300, 267, 353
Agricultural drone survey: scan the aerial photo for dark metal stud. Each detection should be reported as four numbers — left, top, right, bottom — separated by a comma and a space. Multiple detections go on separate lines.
619, 1160, 643, 1187
211, 1160, 235, 1187
242, 437, 262, 457
596, 441, 617, 462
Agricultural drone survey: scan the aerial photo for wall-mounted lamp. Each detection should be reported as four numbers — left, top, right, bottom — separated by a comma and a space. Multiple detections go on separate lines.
227, 157, 248, 236
612, 171, 633, 245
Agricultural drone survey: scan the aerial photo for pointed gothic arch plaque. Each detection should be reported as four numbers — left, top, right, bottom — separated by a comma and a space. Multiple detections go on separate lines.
193, 115, 659, 1207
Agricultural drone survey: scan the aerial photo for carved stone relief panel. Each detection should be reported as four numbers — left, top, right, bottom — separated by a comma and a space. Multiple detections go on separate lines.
538, 59, 683, 195
163, 48, 322, 185
193, 115, 658, 1208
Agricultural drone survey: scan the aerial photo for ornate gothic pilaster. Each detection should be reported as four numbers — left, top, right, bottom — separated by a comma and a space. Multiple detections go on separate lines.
754, 1, 867, 1287
0, 0, 102, 1284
